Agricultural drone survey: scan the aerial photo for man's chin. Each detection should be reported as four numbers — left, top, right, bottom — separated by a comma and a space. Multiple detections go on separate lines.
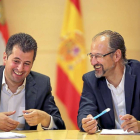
95, 71, 104, 78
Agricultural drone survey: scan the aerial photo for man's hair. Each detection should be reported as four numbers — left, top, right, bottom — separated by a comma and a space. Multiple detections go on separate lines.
92, 30, 127, 63
6, 33, 37, 61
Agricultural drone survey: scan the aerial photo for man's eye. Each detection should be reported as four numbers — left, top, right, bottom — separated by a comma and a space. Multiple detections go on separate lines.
96, 55, 102, 58
24, 63, 30, 66
14, 60, 20, 63
90, 55, 94, 58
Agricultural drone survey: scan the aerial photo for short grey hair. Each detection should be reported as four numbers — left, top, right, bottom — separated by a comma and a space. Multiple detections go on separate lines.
92, 30, 127, 64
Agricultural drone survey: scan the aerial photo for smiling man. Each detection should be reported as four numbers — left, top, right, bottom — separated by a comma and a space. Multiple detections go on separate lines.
0, 33, 65, 131
77, 30, 140, 134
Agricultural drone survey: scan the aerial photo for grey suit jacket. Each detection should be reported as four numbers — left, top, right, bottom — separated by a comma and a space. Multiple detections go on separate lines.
0, 66, 65, 130
77, 59, 140, 131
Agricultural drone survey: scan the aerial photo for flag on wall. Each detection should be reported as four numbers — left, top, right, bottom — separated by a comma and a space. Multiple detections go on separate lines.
0, 0, 9, 65
56, 0, 87, 129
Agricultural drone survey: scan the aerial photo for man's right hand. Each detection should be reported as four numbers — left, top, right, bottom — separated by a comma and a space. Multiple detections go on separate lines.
0, 111, 19, 131
82, 114, 98, 134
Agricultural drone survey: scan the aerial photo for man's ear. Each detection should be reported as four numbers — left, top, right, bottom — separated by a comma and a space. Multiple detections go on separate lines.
114, 49, 122, 62
3, 52, 7, 65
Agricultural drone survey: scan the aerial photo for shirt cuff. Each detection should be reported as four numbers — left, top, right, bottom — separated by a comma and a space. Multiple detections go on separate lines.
41, 115, 57, 130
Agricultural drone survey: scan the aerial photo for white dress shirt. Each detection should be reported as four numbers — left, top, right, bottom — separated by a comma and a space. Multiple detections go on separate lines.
0, 70, 57, 130
106, 67, 126, 128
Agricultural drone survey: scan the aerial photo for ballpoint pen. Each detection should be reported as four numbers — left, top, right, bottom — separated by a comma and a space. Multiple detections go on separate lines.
18, 113, 29, 117
18, 115, 24, 117
92, 108, 111, 120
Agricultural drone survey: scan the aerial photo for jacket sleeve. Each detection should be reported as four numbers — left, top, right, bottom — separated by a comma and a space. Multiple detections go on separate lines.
77, 74, 99, 131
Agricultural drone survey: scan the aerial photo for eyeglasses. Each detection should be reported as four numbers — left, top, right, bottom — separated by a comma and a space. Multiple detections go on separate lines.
87, 51, 115, 61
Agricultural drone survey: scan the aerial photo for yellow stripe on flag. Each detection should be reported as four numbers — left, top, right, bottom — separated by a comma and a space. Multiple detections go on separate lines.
61, 0, 83, 37
57, 0, 86, 94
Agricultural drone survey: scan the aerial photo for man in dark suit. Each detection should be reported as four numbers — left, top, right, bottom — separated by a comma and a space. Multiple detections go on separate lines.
0, 33, 65, 131
77, 30, 140, 134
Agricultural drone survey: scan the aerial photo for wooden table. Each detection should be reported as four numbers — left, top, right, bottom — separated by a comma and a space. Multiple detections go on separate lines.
4, 130, 140, 140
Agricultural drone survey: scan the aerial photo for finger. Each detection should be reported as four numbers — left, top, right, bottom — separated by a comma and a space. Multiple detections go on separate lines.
82, 119, 97, 131
121, 120, 131, 129
84, 121, 97, 132
82, 117, 91, 123
3, 128, 11, 132
26, 120, 36, 126
3, 111, 16, 116
6, 120, 19, 128
7, 118, 19, 125
87, 114, 93, 118
122, 119, 138, 131
88, 126, 97, 134
82, 117, 92, 124
23, 109, 34, 114
119, 115, 123, 118
4, 121, 19, 131
23, 110, 36, 118
120, 114, 132, 120
121, 116, 136, 128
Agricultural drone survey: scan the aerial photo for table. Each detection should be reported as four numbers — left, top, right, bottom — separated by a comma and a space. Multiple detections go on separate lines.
4, 130, 140, 140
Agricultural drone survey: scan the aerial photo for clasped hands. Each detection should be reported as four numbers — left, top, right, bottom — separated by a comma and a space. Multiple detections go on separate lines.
82, 114, 140, 134
0, 109, 50, 132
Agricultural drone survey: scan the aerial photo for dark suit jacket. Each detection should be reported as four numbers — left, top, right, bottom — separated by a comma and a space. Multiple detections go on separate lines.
0, 66, 65, 130
77, 59, 140, 131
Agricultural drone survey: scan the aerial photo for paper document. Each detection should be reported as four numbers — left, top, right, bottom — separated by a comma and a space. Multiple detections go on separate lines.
100, 129, 140, 135
0, 132, 26, 139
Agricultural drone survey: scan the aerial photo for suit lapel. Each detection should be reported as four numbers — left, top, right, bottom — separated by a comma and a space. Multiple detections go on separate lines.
24, 73, 37, 130
25, 73, 37, 110
99, 78, 115, 123
125, 65, 136, 114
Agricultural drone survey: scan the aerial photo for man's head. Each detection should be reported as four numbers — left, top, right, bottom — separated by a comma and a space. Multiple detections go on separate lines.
3, 33, 37, 87
89, 30, 127, 78
6, 33, 37, 62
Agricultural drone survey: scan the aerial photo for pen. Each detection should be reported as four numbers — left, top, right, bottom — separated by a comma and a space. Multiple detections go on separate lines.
18, 113, 29, 117
92, 108, 111, 120
18, 115, 24, 117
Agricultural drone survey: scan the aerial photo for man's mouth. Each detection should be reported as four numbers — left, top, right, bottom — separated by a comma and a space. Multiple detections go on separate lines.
14, 70, 23, 76
94, 64, 102, 69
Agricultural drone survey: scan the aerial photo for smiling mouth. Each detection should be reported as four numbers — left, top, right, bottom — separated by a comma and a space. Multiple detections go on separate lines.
94, 64, 102, 69
14, 70, 23, 76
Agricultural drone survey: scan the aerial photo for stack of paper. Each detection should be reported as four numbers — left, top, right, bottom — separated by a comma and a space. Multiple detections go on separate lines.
0, 132, 26, 139
100, 129, 140, 135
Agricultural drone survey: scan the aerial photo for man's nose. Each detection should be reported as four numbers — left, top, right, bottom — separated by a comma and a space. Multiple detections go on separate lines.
90, 56, 98, 66
17, 63, 24, 71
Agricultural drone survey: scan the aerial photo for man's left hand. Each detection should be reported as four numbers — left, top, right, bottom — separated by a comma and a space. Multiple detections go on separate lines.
120, 114, 140, 133
23, 109, 51, 127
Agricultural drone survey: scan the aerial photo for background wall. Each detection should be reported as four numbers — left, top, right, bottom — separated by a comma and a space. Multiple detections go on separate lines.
3, 0, 140, 129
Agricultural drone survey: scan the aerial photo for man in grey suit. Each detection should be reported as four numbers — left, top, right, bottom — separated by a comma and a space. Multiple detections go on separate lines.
0, 33, 65, 131
77, 30, 140, 134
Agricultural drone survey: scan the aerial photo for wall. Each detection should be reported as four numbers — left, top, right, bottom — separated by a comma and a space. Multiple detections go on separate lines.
3, 0, 140, 129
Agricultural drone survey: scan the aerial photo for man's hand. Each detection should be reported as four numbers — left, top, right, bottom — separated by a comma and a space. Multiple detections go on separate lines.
23, 109, 51, 127
0, 111, 19, 131
82, 114, 98, 134
120, 114, 140, 133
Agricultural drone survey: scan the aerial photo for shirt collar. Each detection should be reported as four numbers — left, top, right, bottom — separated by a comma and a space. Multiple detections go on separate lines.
2, 69, 26, 91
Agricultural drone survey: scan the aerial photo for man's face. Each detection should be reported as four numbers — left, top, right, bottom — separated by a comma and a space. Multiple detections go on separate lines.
90, 36, 115, 78
3, 45, 34, 86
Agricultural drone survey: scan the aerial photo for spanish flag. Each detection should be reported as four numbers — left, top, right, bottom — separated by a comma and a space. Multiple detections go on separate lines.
56, 0, 86, 129
0, 0, 9, 64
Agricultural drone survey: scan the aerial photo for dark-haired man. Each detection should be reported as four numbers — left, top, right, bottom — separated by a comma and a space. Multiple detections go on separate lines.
0, 33, 65, 131
77, 30, 140, 134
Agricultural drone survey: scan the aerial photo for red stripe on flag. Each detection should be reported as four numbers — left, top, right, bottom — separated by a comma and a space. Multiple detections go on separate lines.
56, 65, 80, 129
0, 23, 9, 43
70, 0, 81, 14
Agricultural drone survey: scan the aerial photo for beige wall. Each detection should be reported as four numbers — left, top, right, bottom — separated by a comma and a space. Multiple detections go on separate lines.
3, 0, 140, 129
